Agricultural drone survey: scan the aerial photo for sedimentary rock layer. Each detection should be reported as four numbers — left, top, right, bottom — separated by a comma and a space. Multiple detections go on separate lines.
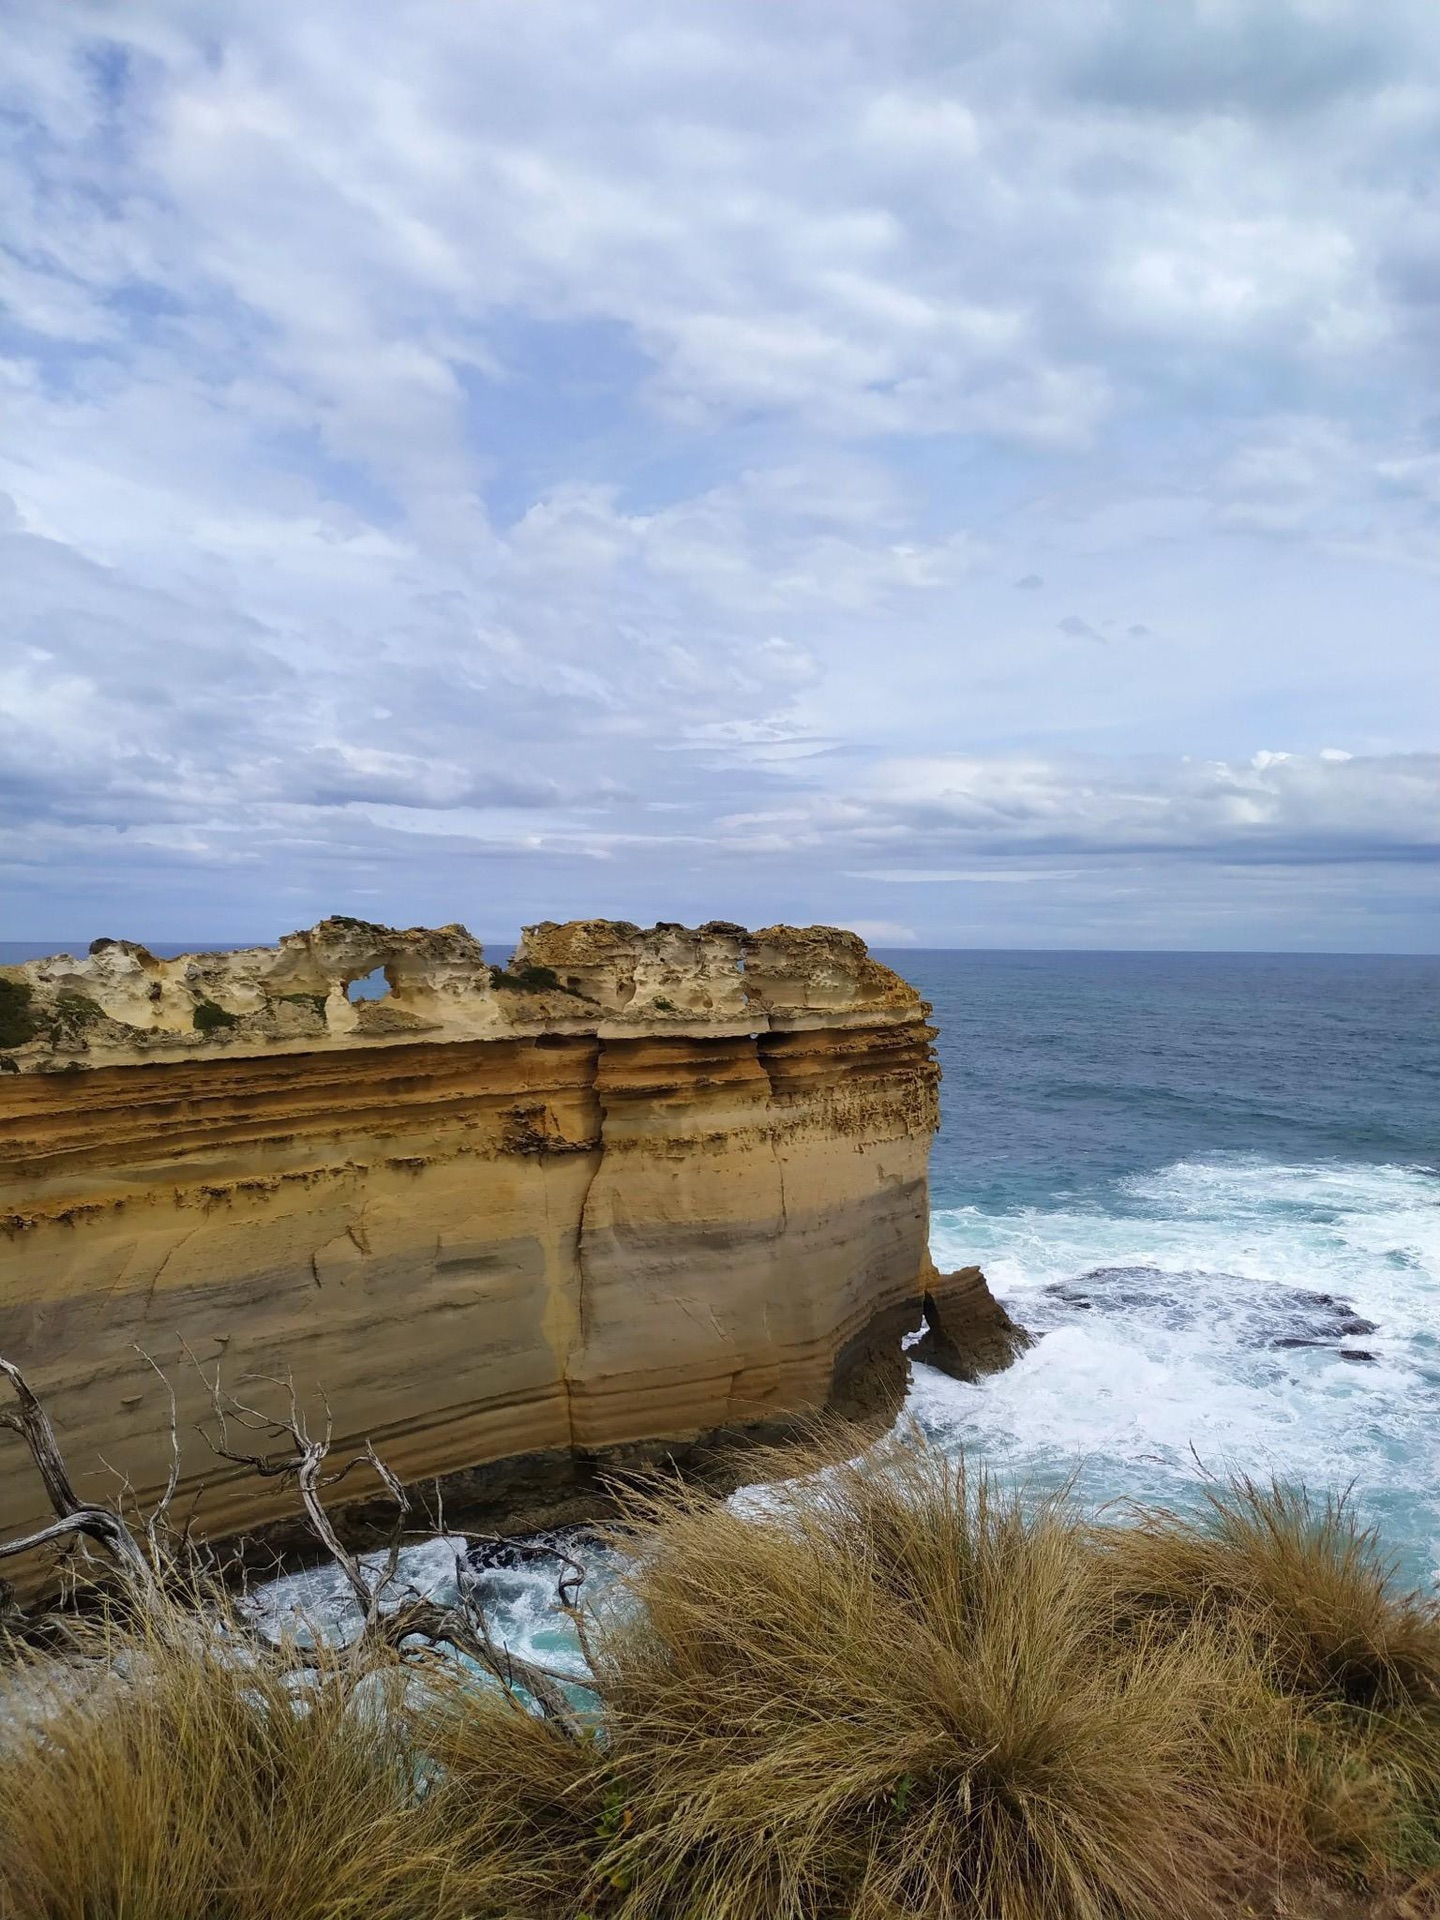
0, 920, 942, 1558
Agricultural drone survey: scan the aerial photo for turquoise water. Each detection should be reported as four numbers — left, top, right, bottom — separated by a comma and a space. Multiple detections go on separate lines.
886, 951, 1440, 1585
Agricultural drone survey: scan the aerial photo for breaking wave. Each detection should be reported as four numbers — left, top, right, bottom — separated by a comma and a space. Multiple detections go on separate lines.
922, 1156, 1440, 1582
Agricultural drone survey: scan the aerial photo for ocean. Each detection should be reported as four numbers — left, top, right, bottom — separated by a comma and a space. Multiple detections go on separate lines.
884, 950, 1440, 1585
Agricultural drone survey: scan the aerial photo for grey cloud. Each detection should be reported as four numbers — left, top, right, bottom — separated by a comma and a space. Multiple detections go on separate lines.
1063, 1, 1401, 118
1057, 614, 1104, 642
857, 752, 1440, 860
285, 749, 569, 813
712, 752, 1439, 864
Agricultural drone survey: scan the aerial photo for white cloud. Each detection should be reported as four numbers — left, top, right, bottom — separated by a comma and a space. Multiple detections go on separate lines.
849, 870, 1085, 885
707, 752, 1438, 863
845, 918, 919, 945
0, 1, 1436, 945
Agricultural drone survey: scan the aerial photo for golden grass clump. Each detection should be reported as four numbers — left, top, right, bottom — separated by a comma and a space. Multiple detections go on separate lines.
419, 1670, 610, 1914
2, 1433, 1440, 1919
580, 1440, 1278, 1920
1100, 1478, 1440, 1709
1096, 1477, 1440, 1881
0, 1600, 498, 1920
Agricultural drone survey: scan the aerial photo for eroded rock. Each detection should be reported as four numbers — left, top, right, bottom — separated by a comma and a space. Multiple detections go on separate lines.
0, 916, 930, 1072
912, 1264, 1033, 1383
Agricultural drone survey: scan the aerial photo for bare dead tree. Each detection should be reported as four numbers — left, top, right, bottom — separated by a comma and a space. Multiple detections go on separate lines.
197, 1367, 409, 1630
0, 1349, 597, 1739
194, 1359, 594, 1734
136, 1347, 185, 1567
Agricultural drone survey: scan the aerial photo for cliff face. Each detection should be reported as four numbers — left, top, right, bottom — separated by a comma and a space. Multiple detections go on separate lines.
0, 919, 940, 1555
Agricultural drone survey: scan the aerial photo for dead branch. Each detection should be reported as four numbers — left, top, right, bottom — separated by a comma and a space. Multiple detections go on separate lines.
379, 1593, 587, 1737
0, 1357, 83, 1517
0, 1510, 150, 1576
1, 1351, 597, 1739
197, 1367, 401, 1628
136, 1347, 184, 1563
196, 1362, 593, 1731
0, 1355, 158, 1597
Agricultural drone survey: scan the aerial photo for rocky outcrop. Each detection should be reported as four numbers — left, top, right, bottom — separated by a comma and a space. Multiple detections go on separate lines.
0, 918, 923, 1074
1, 918, 983, 1565
911, 1264, 1032, 1383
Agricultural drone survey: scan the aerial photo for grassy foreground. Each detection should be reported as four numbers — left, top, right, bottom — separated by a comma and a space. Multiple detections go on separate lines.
3, 1434, 1440, 1920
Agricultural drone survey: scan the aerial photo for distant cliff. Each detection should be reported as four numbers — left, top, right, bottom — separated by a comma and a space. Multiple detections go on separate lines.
0, 918, 1011, 1562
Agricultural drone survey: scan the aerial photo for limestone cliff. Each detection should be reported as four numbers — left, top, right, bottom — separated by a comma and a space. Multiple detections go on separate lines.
0, 919, 951, 1559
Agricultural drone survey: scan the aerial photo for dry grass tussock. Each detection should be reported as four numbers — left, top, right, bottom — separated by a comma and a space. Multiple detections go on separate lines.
3, 1432, 1440, 1920
0, 1603, 509, 1920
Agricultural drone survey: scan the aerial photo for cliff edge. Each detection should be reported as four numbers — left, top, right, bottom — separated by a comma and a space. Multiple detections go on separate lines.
0, 917, 996, 1562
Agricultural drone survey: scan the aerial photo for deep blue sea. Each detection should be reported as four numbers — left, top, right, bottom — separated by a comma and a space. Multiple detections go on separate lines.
877, 951, 1440, 1585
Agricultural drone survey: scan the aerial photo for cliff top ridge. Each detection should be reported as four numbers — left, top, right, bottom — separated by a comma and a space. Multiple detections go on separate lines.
0, 917, 926, 1074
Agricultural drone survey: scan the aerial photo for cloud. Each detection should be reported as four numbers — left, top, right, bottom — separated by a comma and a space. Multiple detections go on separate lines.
1063, 0, 1400, 118
846, 918, 918, 945
848, 869, 1084, 885
1057, 614, 1105, 642
0, 1, 1436, 946
719, 751, 1439, 861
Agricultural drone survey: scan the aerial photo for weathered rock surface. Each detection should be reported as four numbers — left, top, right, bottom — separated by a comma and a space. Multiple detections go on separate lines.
0, 918, 1002, 1565
0, 917, 923, 1075
911, 1264, 1033, 1382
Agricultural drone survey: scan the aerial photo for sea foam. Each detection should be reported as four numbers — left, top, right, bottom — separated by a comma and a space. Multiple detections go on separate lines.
922, 1156, 1440, 1583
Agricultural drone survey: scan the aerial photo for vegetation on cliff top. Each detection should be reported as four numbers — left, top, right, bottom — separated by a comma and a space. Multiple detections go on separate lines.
488, 961, 593, 996
0, 978, 40, 1049
0, 981, 106, 1052
192, 997, 241, 1032
2, 1409, 1439, 1918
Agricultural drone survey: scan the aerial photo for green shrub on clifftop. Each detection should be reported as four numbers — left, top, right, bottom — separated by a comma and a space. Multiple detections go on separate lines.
192, 998, 240, 1032
490, 963, 564, 993
0, 979, 39, 1049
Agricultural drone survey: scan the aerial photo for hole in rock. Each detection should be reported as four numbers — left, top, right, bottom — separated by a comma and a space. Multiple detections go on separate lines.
346, 967, 391, 1003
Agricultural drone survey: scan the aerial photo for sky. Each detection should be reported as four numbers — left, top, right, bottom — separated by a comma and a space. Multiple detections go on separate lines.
2, 1, 1436, 951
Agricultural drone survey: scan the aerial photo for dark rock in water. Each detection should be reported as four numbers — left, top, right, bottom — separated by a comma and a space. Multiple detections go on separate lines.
1266, 1291, 1377, 1351
1042, 1267, 1217, 1329
463, 1528, 589, 1605
1049, 1269, 1166, 1313
913, 1265, 1032, 1383
1289, 1290, 1377, 1339
464, 1529, 588, 1577
465, 1538, 549, 1575
1039, 1265, 1379, 1359
1339, 1350, 1376, 1364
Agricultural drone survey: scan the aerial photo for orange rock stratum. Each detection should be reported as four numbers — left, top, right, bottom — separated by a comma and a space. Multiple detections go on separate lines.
0, 918, 966, 1556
